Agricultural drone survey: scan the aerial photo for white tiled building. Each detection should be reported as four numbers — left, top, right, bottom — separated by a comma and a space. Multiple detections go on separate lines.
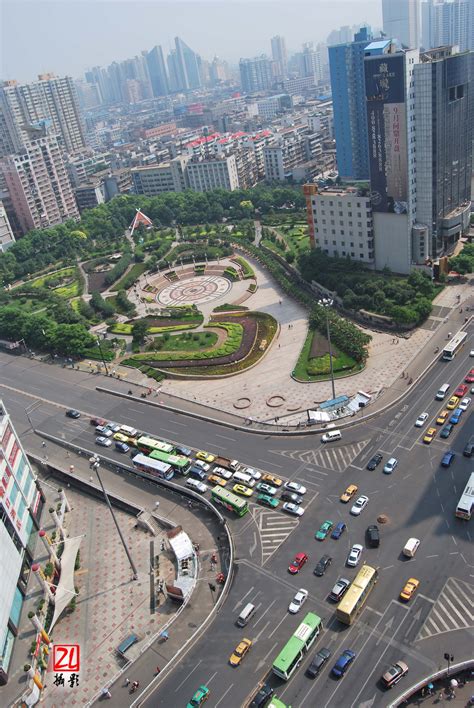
0, 201, 15, 252
306, 187, 375, 264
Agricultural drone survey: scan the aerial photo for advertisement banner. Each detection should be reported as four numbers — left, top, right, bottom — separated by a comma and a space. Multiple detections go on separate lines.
365, 55, 408, 214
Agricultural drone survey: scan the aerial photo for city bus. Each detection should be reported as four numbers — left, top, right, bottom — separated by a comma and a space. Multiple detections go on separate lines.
149, 449, 191, 475
136, 435, 174, 455
442, 331, 467, 361
336, 565, 378, 625
131, 453, 174, 481
269, 699, 290, 708
210, 486, 249, 517
272, 612, 323, 681
455, 472, 474, 520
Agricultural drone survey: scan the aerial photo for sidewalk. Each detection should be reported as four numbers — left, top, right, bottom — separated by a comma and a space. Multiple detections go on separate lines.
7, 435, 225, 708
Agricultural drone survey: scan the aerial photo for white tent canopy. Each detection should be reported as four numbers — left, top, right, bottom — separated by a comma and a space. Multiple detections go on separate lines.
168, 530, 193, 562
49, 535, 83, 631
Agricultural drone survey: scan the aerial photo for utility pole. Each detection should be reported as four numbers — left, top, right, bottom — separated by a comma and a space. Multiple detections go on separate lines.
319, 297, 336, 400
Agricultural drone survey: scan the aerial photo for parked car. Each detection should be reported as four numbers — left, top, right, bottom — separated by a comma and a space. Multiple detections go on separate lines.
306, 648, 332, 678
423, 427, 437, 444
280, 491, 303, 504
454, 383, 468, 398
65, 409, 80, 419
436, 410, 449, 425
256, 482, 277, 496
381, 661, 409, 688
232, 484, 253, 497
447, 395, 460, 410
262, 473, 283, 487
414, 412, 429, 427
282, 502, 305, 516
95, 425, 112, 437
347, 544, 363, 567
366, 453, 383, 470
284, 481, 307, 495
459, 397, 471, 411
383, 457, 398, 474
256, 494, 279, 509
208, 474, 226, 487
196, 450, 216, 463
288, 552, 308, 574
315, 520, 333, 541
288, 588, 308, 614
340, 484, 358, 503
350, 495, 369, 516
115, 442, 129, 453
329, 578, 350, 602
314, 554, 332, 576
95, 436, 112, 447
331, 649, 356, 678
175, 444, 192, 457
440, 423, 454, 438
449, 407, 463, 425
367, 525, 380, 548
194, 460, 211, 472
331, 522, 346, 540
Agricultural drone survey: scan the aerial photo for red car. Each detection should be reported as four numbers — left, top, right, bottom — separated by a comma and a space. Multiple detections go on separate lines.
288, 552, 308, 574
90, 417, 107, 427
465, 369, 474, 384
454, 383, 468, 398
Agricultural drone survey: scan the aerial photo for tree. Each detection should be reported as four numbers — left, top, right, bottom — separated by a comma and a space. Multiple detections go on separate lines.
51, 324, 95, 356
132, 320, 149, 343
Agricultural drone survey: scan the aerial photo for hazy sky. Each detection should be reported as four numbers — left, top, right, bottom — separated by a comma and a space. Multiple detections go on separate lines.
2, 0, 382, 82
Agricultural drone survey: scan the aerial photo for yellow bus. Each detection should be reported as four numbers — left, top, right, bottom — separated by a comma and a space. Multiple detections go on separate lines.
336, 565, 378, 625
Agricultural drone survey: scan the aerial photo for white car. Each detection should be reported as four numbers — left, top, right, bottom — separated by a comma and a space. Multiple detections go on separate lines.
213, 466, 232, 480
105, 422, 120, 432
185, 478, 208, 494
282, 502, 305, 516
347, 544, 363, 567
383, 457, 398, 474
350, 495, 369, 516
96, 425, 113, 437
284, 481, 307, 495
95, 436, 112, 447
414, 412, 429, 427
288, 588, 308, 614
194, 460, 211, 472
459, 397, 471, 411
470, 350, 474, 357
244, 467, 262, 480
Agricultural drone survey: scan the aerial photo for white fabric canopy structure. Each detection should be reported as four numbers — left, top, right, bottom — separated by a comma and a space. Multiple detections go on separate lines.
168, 530, 193, 562
49, 535, 83, 631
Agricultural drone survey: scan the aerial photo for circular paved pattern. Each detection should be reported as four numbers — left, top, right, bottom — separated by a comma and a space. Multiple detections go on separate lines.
156, 275, 231, 306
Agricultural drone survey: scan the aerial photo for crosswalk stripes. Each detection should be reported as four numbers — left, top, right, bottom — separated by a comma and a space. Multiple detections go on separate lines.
416, 577, 474, 641
251, 506, 299, 564
272, 440, 371, 473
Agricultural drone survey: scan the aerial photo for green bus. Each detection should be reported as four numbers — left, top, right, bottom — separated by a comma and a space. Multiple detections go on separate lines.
269, 699, 291, 708
149, 449, 191, 474
211, 486, 249, 517
272, 612, 323, 681
137, 435, 174, 455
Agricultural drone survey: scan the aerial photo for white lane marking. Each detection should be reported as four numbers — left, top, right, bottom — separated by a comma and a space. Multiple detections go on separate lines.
451, 535, 458, 546
440, 590, 470, 626
430, 606, 453, 631
257, 459, 283, 468
254, 620, 271, 642
215, 434, 236, 441
172, 421, 187, 427
213, 683, 234, 707
268, 613, 290, 639
232, 587, 255, 612
174, 660, 202, 690
426, 554, 439, 558
253, 599, 278, 627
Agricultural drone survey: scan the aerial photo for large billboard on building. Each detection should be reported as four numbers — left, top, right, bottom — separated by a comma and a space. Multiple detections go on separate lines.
365, 54, 408, 214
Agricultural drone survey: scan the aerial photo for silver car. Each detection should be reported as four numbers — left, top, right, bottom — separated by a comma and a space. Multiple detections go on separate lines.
347, 544, 363, 567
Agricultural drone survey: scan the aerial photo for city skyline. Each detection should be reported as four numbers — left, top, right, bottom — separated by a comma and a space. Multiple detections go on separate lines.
2, 0, 381, 82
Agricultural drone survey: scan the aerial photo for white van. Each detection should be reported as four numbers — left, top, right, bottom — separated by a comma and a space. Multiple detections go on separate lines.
435, 383, 450, 401
403, 537, 420, 558
321, 430, 342, 443
185, 478, 208, 494
119, 424, 139, 437
236, 602, 256, 627
233, 471, 256, 487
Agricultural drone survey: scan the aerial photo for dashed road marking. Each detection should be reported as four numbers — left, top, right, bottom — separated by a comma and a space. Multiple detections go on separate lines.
417, 577, 474, 641
272, 439, 371, 473
251, 506, 299, 564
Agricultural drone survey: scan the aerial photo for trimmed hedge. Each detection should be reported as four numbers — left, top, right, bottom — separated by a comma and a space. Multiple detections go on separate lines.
232, 256, 255, 279
104, 253, 132, 287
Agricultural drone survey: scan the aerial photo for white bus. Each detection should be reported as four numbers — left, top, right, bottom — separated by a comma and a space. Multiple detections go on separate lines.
442, 331, 467, 361
131, 453, 174, 481
455, 472, 474, 520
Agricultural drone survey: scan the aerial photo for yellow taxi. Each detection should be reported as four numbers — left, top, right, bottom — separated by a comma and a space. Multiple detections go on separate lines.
208, 474, 226, 487
229, 638, 252, 666
233, 484, 253, 497
113, 432, 129, 442
447, 395, 460, 410
196, 451, 216, 463
340, 484, 358, 503
262, 473, 283, 487
423, 427, 437, 444
436, 410, 449, 425
400, 577, 420, 601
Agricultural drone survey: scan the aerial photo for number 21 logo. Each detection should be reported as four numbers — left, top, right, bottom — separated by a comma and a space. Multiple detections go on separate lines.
53, 644, 80, 672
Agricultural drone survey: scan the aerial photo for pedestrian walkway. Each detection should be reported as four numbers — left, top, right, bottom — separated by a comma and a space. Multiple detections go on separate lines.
251, 506, 299, 565
417, 577, 474, 641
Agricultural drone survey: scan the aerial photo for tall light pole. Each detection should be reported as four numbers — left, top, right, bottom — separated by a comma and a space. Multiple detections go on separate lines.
96, 336, 109, 376
319, 297, 336, 400
444, 652, 454, 678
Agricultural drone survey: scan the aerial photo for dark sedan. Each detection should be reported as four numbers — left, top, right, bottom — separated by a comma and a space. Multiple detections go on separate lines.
306, 648, 332, 678
366, 453, 383, 471
314, 554, 332, 577
65, 409, 80, 419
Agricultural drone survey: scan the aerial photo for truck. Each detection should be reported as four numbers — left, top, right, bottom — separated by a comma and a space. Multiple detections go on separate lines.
213, 456, 239, 471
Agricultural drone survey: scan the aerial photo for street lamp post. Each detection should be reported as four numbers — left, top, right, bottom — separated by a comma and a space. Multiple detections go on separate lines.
96, 337, 109, 376
444, 652, 454, 677
319, 298, 336, 400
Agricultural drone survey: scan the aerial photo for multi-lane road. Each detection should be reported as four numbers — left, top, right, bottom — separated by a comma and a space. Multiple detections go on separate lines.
0, 328, 473, 708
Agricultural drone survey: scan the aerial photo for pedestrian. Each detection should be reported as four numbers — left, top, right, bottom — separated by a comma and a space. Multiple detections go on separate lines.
41, 441, 46, 448
69, 464, 74, 473
124, 678, 130, 686
155, 666, 160, 675
89, 475, 93, 483
66, 451, 70, 458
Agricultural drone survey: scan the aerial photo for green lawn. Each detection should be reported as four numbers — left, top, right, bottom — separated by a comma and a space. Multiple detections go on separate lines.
293, 328, 363, 382
147, 331, 217, 352
110, 262, 148, 292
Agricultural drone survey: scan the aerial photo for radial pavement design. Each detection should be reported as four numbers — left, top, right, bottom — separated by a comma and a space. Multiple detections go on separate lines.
157, 275, 232, 306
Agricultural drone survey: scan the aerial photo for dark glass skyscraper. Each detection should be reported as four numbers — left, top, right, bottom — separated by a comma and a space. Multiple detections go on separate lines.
146, 45, 169, 97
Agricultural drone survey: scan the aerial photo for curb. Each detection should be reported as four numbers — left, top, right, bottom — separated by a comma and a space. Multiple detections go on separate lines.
388, 659, 474, 707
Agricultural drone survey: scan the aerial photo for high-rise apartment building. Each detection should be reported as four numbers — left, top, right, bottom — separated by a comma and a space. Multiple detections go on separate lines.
146, 45, 169, 97
364, 42, 419, 273
0, 400, 44, 683
421, 0, 473, 52
0, 202, 15, 252
271, 36, 288, 78
382, 0, 421, 48
239, 56, 274, 92
0, 135, 79, 235
186, 154, 239, 192
0, 75, 86, 157
414, 46, 472, 260
329, 27, 374, 179
173, 37, 202, 91
300, 43, 324, 82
